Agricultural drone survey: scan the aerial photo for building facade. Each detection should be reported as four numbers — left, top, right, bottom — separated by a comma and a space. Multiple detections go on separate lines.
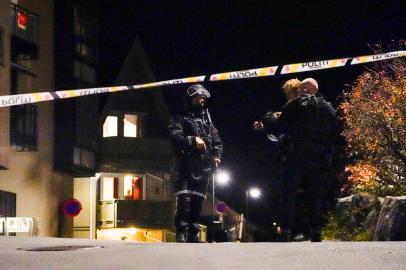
0, 0, 195, 241
0, 0, 72, 237
53, 1, 177, 240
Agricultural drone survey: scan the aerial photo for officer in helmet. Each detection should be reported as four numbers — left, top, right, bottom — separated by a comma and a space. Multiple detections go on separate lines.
168, 84, 223, 243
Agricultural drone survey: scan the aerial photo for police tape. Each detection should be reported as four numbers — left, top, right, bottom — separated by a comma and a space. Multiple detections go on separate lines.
209, 50, 406, 80
350, 50, 406, 65
280, 57, 349, 74
210, 66, 278, 81
0, 75, 206, 108
0, 51, 405, 108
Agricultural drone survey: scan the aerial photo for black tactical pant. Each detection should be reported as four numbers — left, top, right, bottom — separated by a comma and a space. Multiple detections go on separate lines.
280, 142, 330, 235
175, 194, 204, 236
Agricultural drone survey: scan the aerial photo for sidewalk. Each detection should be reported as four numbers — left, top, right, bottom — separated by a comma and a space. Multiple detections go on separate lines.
0, 237, 405, 270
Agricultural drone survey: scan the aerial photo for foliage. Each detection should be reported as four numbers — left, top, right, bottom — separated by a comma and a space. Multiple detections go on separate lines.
322, 208, 374, 241
340, 51, 406, 196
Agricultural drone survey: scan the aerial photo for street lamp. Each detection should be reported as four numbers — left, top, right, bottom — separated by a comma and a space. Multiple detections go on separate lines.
245, 187, 261, 226
215, 170, 230, 186
248, 187, 261, 199
211, 169, 230, 242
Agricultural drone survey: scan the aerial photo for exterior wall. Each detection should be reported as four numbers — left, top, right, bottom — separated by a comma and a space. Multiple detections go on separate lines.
0, 0, 72, 237
54, 0, 100, 176
0, 0, 12, 167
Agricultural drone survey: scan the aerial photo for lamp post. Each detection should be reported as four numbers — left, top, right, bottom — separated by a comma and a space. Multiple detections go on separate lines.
211, 169, 230, 242
245, 187, 261, 226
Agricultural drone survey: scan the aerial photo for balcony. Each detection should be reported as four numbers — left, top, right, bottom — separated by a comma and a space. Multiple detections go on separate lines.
10, 3, 38, 53
101, 137, 174, 171
99, 200, 173, 229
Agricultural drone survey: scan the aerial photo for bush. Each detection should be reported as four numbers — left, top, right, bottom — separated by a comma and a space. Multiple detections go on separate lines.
340, 46, 406, 196
322, 210, 374, 241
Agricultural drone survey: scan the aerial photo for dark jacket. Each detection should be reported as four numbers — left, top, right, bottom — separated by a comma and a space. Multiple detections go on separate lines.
168, 108, 223, 195
278, 94, 338, 145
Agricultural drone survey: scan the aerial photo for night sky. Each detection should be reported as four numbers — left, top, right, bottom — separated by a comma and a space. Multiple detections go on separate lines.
98, 1, 406, 228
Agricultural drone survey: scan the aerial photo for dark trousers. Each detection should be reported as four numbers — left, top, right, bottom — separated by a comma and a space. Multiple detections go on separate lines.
175, 194, 204, 235
280, 143, 329, 233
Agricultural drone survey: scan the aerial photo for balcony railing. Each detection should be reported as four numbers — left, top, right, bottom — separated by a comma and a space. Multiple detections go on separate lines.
99, 200, 173, 229
10, 3, 38, 45
101, 137, 174, 171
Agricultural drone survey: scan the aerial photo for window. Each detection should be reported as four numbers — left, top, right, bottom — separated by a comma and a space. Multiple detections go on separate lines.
123, 175, 132, 199
103, 116, 118, 137
73, 4, 98, 66
0, 190, 16, 218
123, 175, 142, 200
73, 5, 98, 43
73, 147, 95, 169
10, 104, 37, 151
10, 3, 39, 46
103, 114, 143, 138
124, 114, 138, 137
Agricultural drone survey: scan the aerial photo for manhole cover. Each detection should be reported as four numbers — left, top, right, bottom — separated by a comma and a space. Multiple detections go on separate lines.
18, 245, 104, 251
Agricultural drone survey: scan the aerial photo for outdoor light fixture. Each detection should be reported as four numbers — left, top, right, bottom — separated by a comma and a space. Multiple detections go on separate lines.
245, 187, 262, 226
215, 170, 230, 186
211, 169, 231, 242
248, 187, 261, 199
129, 228, 137, 235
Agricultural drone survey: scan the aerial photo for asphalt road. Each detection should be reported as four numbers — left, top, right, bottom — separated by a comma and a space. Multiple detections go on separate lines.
0, 237, 405, 270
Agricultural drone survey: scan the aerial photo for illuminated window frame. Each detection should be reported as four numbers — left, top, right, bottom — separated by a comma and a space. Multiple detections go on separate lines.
103, 113, 143, 138
124, 114, 139, 138
103, 116, 118, 137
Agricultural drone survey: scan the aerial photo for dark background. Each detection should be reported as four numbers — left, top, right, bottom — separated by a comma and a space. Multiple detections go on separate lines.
97, 0, 406, 233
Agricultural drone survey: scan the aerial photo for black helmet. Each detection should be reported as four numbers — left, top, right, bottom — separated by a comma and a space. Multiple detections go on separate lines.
186, 84, 211, 99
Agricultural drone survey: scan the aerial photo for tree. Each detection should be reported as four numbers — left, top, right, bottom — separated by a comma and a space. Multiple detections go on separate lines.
340, 54, 406, 196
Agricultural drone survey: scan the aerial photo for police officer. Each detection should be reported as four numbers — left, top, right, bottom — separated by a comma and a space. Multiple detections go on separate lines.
277, 78, 339, 242
168, 84, 223, 243
253, 78, 301, 136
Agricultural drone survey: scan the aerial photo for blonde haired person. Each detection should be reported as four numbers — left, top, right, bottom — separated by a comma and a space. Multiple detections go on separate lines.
253, 78, 301, 131
282, 78, 301, 101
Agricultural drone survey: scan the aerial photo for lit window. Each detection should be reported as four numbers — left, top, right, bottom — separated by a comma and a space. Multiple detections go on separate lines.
103, 116, 117, 137
123, 175, 142, 200
124, 114, 138, 137
17, 11, 27, 30
123, 175, 133, 199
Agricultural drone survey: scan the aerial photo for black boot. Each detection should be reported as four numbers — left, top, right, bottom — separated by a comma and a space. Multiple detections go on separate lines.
187, 223, 205, 243
176, 232, 187, 243
187, 233, 205, 243
310, 228, 322, 242
174, 194, 189, 243
175, 221, 188, 243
